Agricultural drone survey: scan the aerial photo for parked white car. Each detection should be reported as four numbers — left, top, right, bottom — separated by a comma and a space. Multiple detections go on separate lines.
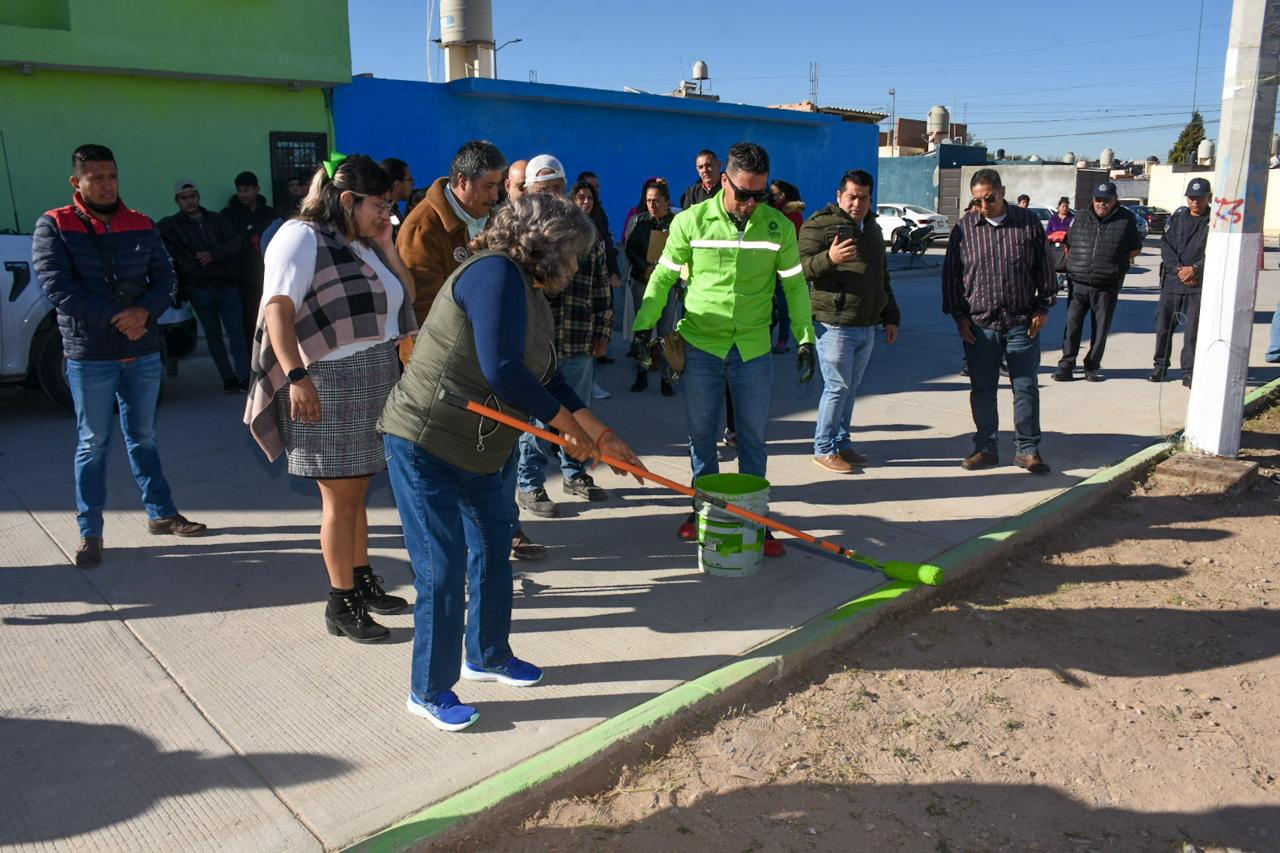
875, 204, 949, 243
0, 233, 197, 412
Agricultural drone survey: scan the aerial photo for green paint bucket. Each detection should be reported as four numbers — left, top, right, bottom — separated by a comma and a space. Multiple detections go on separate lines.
694, 473, 770, 578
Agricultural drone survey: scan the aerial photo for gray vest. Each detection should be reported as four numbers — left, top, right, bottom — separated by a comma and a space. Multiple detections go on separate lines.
377, 250, 557, 474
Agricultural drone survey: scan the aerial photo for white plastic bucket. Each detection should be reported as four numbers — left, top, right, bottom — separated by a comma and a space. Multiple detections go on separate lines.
694, 473, 770, 577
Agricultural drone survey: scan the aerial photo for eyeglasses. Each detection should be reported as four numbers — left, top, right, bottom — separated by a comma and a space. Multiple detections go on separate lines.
725, 173, 771, 203
355, 194, 396, 216
971, 193, 1000, 206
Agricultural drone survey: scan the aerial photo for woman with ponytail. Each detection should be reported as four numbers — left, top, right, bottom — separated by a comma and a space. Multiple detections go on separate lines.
245, 154, 418, 643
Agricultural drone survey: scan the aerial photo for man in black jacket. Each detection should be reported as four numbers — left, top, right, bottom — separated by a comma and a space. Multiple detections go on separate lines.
32, 144, 206, 567
680, 149, 722, 210
1150, 178, 1212, 386
799, 169, 900, 474
220, 171, 276, 352
160, 180, 247, 393
1052, 181, 1142, 382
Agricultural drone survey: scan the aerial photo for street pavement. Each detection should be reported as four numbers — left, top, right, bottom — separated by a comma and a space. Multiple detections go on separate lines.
2, 240, 1278, 851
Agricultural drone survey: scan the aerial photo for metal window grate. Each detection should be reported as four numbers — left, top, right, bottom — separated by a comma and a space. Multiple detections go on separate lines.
268, 132, 327, 214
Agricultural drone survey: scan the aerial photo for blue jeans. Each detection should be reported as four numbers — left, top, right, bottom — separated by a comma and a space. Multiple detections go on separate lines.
66, 353, 178, 538
963, 323, 1041, 456
1267, 303, 1280, 363
384, 435, 514, 701
813, 323, 876, 457
683, 343, 773, 481
187, 287, 249, 382
518, 354, 594, 490
500, 443, 520, 540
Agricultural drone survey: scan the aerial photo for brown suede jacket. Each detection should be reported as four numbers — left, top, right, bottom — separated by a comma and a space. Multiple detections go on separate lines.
396, 176, 471, 325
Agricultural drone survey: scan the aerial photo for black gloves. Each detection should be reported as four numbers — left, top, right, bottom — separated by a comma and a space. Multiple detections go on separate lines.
629, 329, 654, 369
797, 343, 816, 384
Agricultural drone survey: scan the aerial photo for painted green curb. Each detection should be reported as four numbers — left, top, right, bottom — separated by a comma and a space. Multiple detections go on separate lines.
345, 375, 1280, 852
346, 579, 918, 852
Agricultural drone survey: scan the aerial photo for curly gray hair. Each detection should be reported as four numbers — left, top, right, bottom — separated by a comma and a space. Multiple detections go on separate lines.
472, 193, 596, 288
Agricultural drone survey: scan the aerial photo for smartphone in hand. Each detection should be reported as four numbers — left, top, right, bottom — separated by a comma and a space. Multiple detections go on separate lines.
835, 224, 854, 243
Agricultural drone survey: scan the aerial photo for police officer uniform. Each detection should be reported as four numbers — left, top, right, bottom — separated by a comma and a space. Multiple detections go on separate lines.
1150, 178, 1211, 385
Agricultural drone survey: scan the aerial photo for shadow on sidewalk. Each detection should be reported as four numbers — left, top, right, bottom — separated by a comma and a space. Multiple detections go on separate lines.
0, 717, 351, 845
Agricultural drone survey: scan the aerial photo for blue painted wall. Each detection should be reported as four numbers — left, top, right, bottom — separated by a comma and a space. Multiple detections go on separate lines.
877, 144, 989, 211
333, 76, 878, 231
878, 156, 940, 211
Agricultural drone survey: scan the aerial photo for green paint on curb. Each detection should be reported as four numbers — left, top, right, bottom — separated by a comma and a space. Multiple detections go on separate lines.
345, 376, 1280, 852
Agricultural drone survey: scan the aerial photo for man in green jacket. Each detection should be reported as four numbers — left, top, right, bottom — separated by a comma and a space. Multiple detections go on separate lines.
631, 142, 817, 555
799, 169, 900, 474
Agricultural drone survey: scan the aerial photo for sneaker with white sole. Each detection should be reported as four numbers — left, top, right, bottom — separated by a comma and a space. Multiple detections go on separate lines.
406, 690, 479, 732
591, 382, 610, 399
461, 657, 543, 687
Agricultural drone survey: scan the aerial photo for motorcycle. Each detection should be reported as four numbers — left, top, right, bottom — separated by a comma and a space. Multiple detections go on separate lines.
890, 216, 933, 257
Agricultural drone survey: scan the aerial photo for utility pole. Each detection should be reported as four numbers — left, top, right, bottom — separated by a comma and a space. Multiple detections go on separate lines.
888, 88, 896, 150
1183, 0, 1280, 457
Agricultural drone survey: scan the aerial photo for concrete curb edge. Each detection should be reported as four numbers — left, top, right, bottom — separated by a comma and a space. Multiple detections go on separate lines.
346, 374, 1280, 852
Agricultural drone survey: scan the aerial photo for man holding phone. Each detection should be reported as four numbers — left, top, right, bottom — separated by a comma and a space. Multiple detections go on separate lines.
798, 169, 899, 474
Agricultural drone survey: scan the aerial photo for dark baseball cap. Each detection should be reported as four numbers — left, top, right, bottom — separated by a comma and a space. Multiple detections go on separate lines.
1092, 181, 1117, 199
1185, 177, 1211, 197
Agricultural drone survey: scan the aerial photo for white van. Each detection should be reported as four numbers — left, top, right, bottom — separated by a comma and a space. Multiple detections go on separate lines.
0, 233, 197, 412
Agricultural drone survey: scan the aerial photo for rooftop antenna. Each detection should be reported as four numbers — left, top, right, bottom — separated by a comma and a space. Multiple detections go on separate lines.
808, 61, 819, 102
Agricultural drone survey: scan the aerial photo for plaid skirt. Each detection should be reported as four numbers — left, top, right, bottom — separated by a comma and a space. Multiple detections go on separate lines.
277, 341, 398, 478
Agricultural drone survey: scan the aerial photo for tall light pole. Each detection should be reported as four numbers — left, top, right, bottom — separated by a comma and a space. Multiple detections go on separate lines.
1183, 0, 1280, 456
888, 88, 896, 150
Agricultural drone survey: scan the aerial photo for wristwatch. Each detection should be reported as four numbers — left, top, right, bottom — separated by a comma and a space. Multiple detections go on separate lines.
287, 366, 309, 384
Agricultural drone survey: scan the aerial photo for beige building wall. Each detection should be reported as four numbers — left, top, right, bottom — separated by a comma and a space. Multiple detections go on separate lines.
1148, 164, 1280, 236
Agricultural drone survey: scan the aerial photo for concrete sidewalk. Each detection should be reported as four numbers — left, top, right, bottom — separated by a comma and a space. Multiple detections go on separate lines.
2, 244, 1278, 851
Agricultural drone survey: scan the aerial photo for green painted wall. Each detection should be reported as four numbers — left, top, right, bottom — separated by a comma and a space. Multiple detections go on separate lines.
0, 0, 349, 84
0, 68, 330, 233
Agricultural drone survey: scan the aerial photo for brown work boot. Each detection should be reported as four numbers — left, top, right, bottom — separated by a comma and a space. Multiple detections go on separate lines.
510, 530, 548, 562
960, 450, 999, 470
838, 447, 868, 465
75, 536, 103, 568
1014, 452, 1051, 474
812, 454, 856, 474
147, 514, 208, 537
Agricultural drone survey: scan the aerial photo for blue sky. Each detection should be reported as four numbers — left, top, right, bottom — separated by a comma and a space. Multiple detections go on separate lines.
347, 0, 1232, 161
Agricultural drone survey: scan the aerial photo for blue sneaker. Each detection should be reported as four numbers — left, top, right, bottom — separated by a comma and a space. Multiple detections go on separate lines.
405, 691, 479, 732
461, 657, 543, 687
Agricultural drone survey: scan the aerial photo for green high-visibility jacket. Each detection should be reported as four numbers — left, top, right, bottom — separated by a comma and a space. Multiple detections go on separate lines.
633, 192, 816, 360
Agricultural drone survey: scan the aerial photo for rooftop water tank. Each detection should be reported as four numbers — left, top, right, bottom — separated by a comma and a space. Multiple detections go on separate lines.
1062, 151, 1075, 164
440, 0, 493, 45
1197, 138, 1215, 165
1100, 148, 1115, 168
927, 105, 950, 137
693, 60, 709, 80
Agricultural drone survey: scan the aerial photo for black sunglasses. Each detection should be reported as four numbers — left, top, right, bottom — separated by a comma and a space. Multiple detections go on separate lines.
725, 173, 771, 203
972, 193, 1000, 205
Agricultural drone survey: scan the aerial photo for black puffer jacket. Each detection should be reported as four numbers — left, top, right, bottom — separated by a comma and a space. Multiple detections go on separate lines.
1064, 204, 1143, 291
32, 196, 176, 361
799, 204, 900, 327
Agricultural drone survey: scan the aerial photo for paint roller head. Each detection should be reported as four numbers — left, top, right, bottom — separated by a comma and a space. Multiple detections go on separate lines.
881, 560, 945, 587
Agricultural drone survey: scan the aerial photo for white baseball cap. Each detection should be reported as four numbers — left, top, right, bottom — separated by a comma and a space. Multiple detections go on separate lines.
524, 154, 566, 188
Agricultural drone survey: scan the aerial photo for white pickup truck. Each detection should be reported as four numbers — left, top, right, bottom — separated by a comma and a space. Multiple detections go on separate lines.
0, 233, 197, 411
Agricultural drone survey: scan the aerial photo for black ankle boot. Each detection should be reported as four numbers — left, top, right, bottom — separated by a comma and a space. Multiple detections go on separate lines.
630, 369, 648, 392
353, 566, 409, 615
325, 589, 390, 643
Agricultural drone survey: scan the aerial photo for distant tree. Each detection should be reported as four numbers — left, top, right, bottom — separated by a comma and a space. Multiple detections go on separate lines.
1168, 112, 1206, 164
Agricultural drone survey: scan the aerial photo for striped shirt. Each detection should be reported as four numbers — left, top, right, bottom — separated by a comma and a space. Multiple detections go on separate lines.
941, 204, 1055, 330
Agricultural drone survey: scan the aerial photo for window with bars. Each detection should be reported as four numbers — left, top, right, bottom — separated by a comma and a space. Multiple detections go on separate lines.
268, 132, 327, 214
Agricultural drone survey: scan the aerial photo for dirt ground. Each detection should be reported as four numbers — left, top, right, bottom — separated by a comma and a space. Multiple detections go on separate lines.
451, 402, 1280, 853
